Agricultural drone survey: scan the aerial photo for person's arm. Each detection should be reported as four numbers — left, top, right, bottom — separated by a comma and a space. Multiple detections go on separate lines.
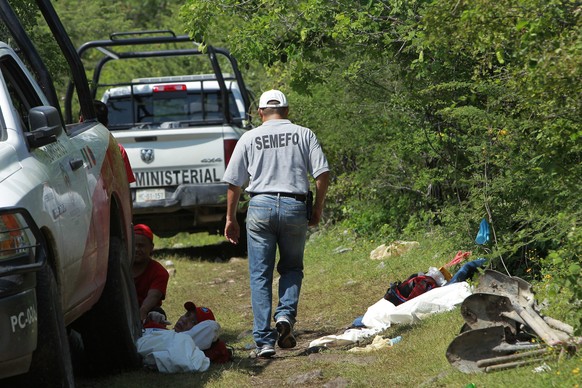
309, 171, 330, 227
224, 184, 242, 244
140, 289, 164, 321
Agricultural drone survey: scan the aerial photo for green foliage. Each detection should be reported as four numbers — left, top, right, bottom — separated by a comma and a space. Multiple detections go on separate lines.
0, 0, 68, 92
539, 214, 582, 335
7, 1, 196, 106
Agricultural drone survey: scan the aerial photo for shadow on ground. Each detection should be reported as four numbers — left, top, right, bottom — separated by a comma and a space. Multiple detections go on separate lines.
154, 241, 247, 262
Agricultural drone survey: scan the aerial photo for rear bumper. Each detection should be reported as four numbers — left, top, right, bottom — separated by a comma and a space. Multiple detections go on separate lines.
130, 183, 248, 237
131, 183, 229, 213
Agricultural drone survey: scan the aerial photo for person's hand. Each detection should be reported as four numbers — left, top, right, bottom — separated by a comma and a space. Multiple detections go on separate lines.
308, 207, 323, 227
147, 311, 171, 326
224, 219, 240, 244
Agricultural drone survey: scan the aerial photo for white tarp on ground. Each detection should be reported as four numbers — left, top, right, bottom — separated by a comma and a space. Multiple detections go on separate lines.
309, 282, 472, 348
136, 329, 210, 373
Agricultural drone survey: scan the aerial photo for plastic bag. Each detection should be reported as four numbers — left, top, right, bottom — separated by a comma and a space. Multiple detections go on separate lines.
426, 267, 446, 286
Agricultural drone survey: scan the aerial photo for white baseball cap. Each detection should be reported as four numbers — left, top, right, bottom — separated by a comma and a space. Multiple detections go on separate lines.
258, 89, 288, 108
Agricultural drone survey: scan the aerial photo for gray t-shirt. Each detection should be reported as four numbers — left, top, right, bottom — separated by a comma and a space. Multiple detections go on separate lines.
222, 119, 329, 194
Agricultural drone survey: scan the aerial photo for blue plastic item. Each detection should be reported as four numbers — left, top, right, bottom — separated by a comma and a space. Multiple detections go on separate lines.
475, 218, 490, 245
389, 336, 403, 346
352, 315, 365, 327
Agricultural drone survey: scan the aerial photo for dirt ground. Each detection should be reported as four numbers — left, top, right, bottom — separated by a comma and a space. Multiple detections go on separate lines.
76, 242, 377, 387
226, 323, 377, 388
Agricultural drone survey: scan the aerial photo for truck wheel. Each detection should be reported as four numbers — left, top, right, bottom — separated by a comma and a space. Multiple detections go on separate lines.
7, 264, 75, 387
78, 236, 142, 375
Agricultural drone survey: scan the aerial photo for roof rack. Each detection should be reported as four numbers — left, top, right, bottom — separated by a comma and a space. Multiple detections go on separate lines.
63, 30, 250, 126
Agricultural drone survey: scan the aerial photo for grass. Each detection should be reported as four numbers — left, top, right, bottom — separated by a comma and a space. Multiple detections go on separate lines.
76, 227, 581, 387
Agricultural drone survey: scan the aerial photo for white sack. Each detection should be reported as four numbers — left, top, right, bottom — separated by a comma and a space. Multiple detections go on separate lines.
310, 281, 472, 348
182, 320, 221, 350
360, 298, 397, 331
362, 281, 472, 327
385, 281, 472, 324
136, 329, 210, 373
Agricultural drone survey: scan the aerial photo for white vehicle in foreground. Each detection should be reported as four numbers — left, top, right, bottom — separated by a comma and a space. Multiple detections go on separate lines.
66, 33, 252, 243
0, 1, 141, 386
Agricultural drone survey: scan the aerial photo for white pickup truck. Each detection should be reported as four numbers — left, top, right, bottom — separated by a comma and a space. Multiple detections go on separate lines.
0, 1, 140, 386
65, 32, 252, 241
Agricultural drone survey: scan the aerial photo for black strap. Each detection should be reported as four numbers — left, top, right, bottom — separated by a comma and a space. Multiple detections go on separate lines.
249, 192, 307, 202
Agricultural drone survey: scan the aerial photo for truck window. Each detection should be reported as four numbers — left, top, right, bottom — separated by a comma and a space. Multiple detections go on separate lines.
0, 56, 43, 133
106, 90, 241, 129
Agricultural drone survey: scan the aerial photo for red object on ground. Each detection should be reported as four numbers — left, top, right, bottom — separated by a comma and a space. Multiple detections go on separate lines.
445, 251, 472, 268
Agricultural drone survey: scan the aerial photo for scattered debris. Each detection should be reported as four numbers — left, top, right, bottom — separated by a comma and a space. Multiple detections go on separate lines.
164, 260, 176, 277
446, 270, 579, 373
348, 335, 402, 353
444, 251, 472, 268
532, 363, 552, 373
370, 241, 419, 260
333, 247, 352, 254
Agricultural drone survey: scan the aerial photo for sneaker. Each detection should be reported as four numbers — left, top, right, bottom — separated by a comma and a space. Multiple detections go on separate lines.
251, 344, 276, 359
276, 317, 296, 349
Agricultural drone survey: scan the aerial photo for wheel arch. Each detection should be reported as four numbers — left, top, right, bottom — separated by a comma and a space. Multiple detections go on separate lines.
38, 226, 61, 296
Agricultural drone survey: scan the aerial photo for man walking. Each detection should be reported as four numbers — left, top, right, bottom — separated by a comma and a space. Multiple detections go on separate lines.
223, 90, 330, 358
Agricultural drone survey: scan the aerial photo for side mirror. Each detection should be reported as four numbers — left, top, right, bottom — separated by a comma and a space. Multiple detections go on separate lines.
25, 106, 63, 148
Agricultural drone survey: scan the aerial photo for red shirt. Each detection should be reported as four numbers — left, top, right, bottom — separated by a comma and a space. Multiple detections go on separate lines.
134, 259, 169, 306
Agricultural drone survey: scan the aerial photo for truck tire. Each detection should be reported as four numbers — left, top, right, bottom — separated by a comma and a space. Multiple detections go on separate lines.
6, 264, 75, 388
78, 236, 142, 375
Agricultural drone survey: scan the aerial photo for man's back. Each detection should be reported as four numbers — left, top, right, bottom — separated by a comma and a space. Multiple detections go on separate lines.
224, 118, 327, 194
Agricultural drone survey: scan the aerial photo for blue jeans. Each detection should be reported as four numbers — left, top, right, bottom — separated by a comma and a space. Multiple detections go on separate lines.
246, 194, 308, 347
448, 258, 488, 284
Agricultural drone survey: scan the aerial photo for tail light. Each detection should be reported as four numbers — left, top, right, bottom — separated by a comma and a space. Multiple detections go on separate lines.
153, 84, 186, 93
224, 139, 237, 168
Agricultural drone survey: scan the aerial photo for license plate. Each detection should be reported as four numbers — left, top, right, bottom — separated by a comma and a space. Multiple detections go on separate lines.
136, 188, 165, 202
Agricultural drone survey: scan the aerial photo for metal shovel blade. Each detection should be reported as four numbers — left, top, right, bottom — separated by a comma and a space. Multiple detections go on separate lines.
461, 293, 520, 334
475, 270, 532, 303
447, 326, 525, 373
474, 270, 569, 345
446, 325, 541, 374
476, 269, 519, 294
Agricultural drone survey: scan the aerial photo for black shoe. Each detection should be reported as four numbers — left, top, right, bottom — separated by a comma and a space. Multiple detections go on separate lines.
276, 317, 296, 349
